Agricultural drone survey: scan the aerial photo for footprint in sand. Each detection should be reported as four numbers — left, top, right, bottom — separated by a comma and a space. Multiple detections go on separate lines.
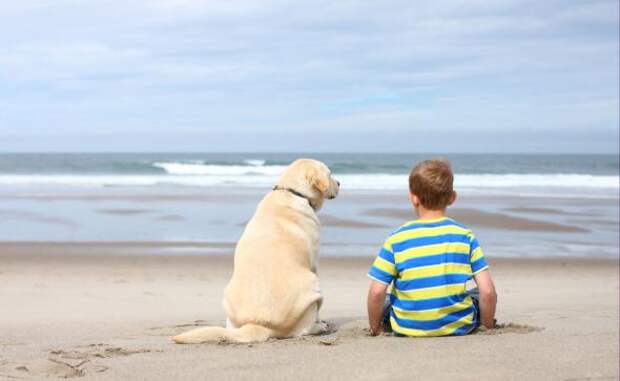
1, 344, 162, 379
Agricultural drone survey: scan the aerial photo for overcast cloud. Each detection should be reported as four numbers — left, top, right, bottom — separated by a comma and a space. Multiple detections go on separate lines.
0, 0, 618, 153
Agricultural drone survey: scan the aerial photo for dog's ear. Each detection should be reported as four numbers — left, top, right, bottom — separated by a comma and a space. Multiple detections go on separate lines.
308, 167, 329, 195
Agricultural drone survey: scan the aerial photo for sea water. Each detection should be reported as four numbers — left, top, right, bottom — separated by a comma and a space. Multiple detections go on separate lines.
0, 153, 617, 257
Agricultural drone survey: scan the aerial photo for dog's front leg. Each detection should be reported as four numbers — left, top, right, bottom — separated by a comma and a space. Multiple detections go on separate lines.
304, 301, 329, 335
226, 317, 237, 329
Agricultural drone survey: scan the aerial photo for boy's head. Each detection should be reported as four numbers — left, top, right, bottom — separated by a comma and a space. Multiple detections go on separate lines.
408, 159, 456, 211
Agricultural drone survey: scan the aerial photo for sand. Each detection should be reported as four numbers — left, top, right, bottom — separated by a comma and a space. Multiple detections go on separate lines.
0, 243, 618, 380
364, 207, 590, 233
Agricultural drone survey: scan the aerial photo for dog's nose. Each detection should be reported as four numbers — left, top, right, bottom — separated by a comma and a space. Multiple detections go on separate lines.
337, 180, 340, 186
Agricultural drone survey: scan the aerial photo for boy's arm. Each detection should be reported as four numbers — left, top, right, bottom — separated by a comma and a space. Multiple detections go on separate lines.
473, 268, 497, 328
367, 279, 388, 336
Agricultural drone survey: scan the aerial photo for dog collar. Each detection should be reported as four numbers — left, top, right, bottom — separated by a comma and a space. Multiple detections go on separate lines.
273, 186, 315, 210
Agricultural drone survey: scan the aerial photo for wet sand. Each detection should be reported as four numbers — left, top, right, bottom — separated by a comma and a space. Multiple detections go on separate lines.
364, 207, 590, 232
0, 243, 618, 380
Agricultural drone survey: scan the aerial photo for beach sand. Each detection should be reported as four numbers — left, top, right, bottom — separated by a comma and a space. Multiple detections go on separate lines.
0, 243, 618, 380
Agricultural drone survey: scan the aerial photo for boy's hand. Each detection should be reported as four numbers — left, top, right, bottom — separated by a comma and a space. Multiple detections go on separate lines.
367, 280, 388, 336
369, 325, 383, 336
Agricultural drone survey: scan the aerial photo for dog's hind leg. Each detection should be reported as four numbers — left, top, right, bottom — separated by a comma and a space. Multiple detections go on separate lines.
293, 301, 329, 336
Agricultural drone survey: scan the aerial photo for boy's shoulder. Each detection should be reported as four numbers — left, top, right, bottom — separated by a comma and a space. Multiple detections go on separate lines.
386, 217, 474, 241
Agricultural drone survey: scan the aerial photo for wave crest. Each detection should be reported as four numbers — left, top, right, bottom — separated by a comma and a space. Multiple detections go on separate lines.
243, 159, 266, 166
152, 162, 286, 176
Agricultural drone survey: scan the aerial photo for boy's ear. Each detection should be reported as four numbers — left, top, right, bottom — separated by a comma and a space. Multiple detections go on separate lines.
308, 167, 329, 195
448, 191, 457, 206
409, 192, 420, 207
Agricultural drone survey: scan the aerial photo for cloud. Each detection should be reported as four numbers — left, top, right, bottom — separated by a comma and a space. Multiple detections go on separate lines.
0, 0, 617, 152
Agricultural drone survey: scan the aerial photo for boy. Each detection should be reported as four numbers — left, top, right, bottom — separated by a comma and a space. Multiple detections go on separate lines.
367, 159, 497, 336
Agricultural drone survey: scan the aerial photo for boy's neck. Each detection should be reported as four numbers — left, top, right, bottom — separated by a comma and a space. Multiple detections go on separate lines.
415, 206, 446, 221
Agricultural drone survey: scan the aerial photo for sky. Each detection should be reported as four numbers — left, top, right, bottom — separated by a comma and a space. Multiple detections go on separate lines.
0, 0, 618, 153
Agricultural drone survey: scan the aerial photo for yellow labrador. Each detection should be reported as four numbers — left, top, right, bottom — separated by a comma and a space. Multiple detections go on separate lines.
172, 159, 339, 343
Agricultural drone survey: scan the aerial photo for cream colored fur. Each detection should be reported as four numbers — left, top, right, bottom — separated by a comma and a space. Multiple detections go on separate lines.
172, 159, 339, 344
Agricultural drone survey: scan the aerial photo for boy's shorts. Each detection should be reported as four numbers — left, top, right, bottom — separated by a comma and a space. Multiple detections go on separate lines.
382, 288, 481, 336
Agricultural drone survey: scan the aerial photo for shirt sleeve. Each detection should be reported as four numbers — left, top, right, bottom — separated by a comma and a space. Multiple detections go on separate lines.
367, 238, 397, 285
469, 233, 489, 275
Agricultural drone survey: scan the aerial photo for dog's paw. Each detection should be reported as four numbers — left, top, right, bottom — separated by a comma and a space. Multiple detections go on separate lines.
308, 321, 329, 335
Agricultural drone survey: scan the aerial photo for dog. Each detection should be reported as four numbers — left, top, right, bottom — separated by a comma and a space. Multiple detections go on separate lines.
172, 159, 339, 343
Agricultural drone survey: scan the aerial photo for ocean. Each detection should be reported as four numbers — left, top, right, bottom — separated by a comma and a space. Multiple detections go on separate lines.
0, 153, 618, 257
0, 153, 618, 197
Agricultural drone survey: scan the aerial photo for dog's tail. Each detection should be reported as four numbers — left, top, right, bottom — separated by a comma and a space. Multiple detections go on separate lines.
171, 324, 274, 344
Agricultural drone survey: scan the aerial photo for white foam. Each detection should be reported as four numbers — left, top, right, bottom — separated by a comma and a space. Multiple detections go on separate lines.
243, 159, 266, 166
456, 173, 619, 189
0, 173, 617, 198
338, 173, 620, 190
152, 162, 286, 176
0, 174, 277, 188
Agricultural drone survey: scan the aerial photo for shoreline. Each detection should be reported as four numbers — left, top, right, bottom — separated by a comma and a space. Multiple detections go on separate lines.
2, 186, 619, 200
1, 187, 617, 254
0, 241, 618, 260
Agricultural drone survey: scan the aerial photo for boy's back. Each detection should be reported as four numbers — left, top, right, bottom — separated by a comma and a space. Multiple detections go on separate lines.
369, 216, 488, 336
366, 159, 497, 337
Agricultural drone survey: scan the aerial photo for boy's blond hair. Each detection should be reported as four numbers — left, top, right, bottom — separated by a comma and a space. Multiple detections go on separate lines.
408, 159, 454, 210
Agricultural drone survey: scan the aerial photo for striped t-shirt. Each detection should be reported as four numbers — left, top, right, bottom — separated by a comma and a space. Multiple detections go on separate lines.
368, 217, 488, 337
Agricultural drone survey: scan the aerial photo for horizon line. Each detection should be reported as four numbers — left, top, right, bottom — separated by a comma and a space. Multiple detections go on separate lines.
0, 150, 618, 156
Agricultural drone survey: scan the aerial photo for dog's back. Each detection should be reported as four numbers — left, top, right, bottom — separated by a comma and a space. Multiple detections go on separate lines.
223, 191, 322, 335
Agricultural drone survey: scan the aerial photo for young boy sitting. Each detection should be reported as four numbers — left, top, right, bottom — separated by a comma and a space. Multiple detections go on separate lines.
367, 159, 497, 336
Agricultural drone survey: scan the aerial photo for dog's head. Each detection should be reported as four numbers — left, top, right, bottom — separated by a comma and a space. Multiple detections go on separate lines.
276, 159, 339, 211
